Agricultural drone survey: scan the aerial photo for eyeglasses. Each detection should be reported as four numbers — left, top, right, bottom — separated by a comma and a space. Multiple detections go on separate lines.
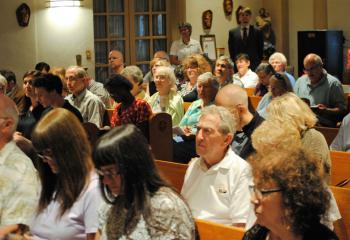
249, 185, 283, 199
65, 76, 81, 81
304, 65, 321, 72
96, 168, 120, 179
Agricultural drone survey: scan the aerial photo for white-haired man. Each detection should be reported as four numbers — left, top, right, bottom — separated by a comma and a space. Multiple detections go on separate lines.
181, 105, 251, 227
268, 52, 296, 87
0, 95, 40, 237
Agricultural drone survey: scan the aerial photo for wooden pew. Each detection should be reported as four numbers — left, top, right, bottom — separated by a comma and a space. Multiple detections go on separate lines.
244, 88, 255, 97
155, 160, 187, 192
248, 96, 262, 111
331, 186, 350, 240
149, 113, 173, 161
183, 102, 192, 113
195, 219, 245, 240
315, 126, 339, 146
330, 151, 350, 188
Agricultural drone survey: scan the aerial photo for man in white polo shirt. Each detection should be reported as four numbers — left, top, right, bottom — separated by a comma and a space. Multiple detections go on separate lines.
181, 105, 251, 227
170, 22, 203, 65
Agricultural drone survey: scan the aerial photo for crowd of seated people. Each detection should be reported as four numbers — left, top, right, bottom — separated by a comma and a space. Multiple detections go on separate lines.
1, 38, 349, 239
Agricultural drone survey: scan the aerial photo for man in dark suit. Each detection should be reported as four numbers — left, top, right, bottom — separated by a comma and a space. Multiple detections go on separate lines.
228, 7, 264, 71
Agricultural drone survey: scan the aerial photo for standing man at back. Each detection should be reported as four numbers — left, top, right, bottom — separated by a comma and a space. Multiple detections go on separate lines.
0, 95, 40, 237
228, 7, 263, 71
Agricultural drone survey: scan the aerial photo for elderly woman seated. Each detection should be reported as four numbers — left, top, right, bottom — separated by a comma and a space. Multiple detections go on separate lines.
104, 74, 152, 130
243, 146, 339, 239
147, 66, 184, 126
256, 72, 293, 118
173, 72, 219, 163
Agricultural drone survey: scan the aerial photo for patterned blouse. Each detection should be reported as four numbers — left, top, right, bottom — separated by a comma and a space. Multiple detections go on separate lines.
110, 99, 152, 128
98, 187, 196, 240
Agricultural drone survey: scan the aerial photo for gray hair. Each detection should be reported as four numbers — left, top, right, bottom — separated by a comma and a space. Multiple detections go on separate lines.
155, 66, 177, 92
269, 52, 287, 66
121, 65, 143, 84
67, 66, 88, 78
217, 55, 234, 69
197, 72, 220, 90
0, 74, 7, 93
201, 105, 236, 135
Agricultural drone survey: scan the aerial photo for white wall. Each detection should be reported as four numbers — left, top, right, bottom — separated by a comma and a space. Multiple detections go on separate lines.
0, 0, 37, 81
0, 0, 95, 83
34, 0, 95, 77
185, 0, 263, 56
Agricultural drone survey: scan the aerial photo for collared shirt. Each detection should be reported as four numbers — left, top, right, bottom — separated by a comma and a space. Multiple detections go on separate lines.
179, 99, 205, 134
331, 113, 350, 152
110, 99, 152, 128
0, 141, 40, 226
66, 89, 105, 128
147, 91, 184, 126
233, 69, 259, 88
294, 70, 346, 110
170, 38, 203, 61
181, 148, 251, 225
231, 112, 264, 160
284, 71, 296, 87
88, 80, 111, 108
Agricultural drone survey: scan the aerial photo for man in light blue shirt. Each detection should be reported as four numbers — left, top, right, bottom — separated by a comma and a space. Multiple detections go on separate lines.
294, 53, 346, 127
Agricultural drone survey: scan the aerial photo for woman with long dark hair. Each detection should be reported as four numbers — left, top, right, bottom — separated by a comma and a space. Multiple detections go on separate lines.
29, 108, 102, 240
93, 124, 196, 239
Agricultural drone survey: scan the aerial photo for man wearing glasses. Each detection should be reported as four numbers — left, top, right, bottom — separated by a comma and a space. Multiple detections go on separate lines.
294, 53, 346, 127
0, 95, 40, 237
65, 66, 105, 128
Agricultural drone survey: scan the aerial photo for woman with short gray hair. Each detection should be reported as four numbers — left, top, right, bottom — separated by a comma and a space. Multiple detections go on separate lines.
173, 72, 220, 163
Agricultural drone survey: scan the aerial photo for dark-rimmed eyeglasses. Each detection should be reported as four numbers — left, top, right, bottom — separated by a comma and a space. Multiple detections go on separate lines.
249, 185, 283, 199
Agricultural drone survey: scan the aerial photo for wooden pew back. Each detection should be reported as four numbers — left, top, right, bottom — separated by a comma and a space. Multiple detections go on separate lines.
330, 151, 350, 188
149, 113, 173, 161
315, 126, 339, 146
248, 95, 262, 111
244, 88, 255, 97
331, 186, 350, 240
195, 219, 245, 240
155, 160, 187, 192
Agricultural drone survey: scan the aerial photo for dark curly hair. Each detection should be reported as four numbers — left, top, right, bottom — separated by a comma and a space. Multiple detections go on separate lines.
249, 147, 330, 235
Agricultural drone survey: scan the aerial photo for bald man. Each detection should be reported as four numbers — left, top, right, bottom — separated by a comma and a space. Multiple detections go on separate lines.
108, 50, 125, 74
294, 53, 346, 127
0, 95, 40, 237
215, 84, 264, 159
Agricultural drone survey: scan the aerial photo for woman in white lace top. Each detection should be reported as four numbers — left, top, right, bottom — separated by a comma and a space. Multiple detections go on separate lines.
93, 124, 197, 240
